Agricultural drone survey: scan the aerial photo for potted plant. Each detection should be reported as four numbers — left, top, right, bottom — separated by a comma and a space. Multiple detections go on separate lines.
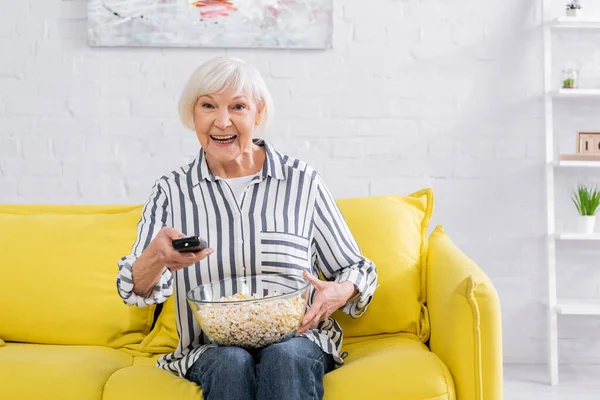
565, 0, 582, 18
571, 183, 600, 234
563, 77, 576, 89
561, 68, 579, 89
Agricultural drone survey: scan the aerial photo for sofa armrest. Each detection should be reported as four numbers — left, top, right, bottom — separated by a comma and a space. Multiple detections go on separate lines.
426, 226, 503, 400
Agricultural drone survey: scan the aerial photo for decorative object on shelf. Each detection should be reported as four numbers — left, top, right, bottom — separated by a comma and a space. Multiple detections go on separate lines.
559, 132, 600, 161
561, 67, 579, 89
577, 131, 600, 154
87, 0, 333, 49
571, 183, 600, 234
565, 0, 582, 18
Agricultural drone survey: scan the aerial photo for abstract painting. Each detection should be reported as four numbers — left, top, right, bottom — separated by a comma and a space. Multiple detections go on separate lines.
88, 0, 332, 49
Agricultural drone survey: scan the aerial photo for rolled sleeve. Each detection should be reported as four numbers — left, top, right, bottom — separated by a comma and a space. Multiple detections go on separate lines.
116, 179, 173, 308
312, 174, 378, 318
116, 255, 173, 307
333, 260, 377, 318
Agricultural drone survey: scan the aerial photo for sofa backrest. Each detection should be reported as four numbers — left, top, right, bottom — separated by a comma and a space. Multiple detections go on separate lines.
0, 205, 155, 349
0, 190, 433, 349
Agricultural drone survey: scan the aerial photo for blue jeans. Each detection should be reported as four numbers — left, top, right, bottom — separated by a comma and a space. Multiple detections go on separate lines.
185, 337, 335, 400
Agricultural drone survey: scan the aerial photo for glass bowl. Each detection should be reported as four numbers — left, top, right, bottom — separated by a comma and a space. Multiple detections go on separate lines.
186, 274, 311, 349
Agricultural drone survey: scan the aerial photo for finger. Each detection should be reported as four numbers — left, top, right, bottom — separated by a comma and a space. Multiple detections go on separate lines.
298, 299, 327, 335
188, 248, 215, 263
301, 300, 325, 327
166, 262, 188, 271
295, 323, 311, 336
301, 309, 315, 326
301, 300, 319, 324
189, 248, 215, 262
303, 271, 325, 289
294, 324, 308, 336
300, 312, 322, 334
169, 250, 197, 265
168, 247, 214, 268
167, 256, 203, 270
163, 226, 187, 239
296, 314, 319, 336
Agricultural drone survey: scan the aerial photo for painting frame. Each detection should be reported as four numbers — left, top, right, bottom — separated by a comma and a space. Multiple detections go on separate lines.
87, 0, 333, 50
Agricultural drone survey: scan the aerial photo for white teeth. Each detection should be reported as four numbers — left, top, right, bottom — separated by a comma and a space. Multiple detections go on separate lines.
211, 135, 236, 141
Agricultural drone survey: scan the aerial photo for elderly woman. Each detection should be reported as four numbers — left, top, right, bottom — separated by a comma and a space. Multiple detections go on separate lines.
116, 56, 378, 400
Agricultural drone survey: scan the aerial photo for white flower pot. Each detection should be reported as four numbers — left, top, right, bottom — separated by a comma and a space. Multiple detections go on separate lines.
577, 215, 596, 234
566, 9, 582, 18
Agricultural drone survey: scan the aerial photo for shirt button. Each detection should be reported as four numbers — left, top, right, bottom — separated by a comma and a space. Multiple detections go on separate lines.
239, 240, 244, 244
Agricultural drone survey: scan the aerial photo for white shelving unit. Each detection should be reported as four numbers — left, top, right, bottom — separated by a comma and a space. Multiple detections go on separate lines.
550, 17, 600, 29
554, 232, 600, 240
555, 299, 600, 315
542, 1, 600, 386
552, 88, 600, 97
556, 160, 600, 168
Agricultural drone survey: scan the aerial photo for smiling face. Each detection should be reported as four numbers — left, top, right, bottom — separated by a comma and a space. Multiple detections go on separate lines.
192, 90, 263, 165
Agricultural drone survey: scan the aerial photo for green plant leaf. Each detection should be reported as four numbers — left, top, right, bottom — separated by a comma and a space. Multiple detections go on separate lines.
571, 184, 600, 215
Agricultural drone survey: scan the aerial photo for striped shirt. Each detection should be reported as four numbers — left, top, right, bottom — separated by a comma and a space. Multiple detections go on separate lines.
116, 139, 378, 378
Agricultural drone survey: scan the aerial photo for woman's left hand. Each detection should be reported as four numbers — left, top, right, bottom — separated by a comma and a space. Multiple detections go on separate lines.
295, 270, 358, 336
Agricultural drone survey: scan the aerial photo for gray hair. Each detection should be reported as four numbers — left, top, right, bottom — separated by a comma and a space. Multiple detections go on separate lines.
178, 56, 274, 134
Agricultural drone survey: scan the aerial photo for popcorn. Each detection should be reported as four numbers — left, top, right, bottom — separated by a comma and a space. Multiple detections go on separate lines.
194, 292, 307, 349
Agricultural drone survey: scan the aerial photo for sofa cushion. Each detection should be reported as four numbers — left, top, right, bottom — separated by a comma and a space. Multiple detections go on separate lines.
0, 343, 133, 400
134, 295, 180, 353
331, 189, 433, 339
103, 365, 202, 400
324, 334, 455, 399
106, 335, 454, 400
0, 205, 154, 348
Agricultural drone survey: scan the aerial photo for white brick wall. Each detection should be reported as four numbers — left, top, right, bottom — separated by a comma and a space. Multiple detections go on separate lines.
1, 0, 600, 366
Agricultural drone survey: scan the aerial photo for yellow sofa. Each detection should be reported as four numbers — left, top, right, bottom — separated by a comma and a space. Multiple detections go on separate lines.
0, 189, 503, 400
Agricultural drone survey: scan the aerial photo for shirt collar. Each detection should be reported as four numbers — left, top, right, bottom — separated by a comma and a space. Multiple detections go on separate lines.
191, 138, 286, 186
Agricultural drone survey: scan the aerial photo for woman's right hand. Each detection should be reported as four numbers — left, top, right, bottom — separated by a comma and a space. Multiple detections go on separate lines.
132, 227, 214, 297
149, 227, 214, 271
